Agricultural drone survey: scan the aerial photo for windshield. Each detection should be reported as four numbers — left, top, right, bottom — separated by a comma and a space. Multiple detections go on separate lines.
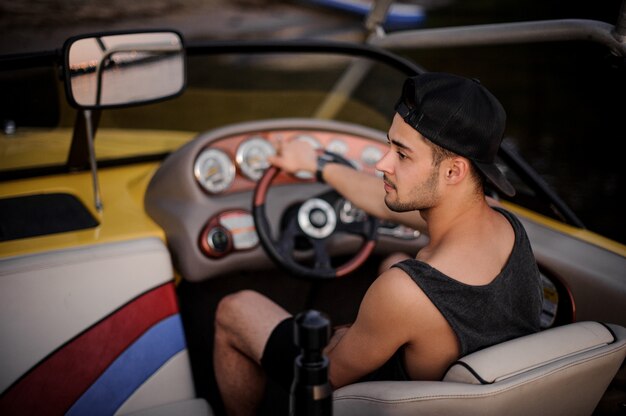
1, 43, 624, 245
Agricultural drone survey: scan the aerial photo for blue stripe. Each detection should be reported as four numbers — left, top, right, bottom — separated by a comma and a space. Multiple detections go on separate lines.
304, 0, 425, 27
66, 314, 186, 416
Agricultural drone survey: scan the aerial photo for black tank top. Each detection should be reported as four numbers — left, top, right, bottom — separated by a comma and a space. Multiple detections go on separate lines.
393, 207, 542, 356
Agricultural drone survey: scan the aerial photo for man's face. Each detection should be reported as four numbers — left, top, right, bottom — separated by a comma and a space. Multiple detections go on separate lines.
375, 113, 441, 212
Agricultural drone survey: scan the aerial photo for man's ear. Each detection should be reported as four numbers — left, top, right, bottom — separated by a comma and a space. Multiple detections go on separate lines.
444, 157, 470, 185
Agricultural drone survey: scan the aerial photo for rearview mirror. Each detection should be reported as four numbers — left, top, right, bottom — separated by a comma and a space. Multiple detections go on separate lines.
63, 31, 185, 109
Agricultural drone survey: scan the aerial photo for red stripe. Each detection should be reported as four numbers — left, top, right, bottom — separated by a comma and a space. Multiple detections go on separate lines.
0, 283, 179, 415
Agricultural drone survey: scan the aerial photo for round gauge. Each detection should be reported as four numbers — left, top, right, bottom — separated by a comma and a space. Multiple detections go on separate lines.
194, 148, 236, 194
236, 136, 276, 181
361, 146, 384, 166
295, 134, 322, 149
326, 139, 348, 156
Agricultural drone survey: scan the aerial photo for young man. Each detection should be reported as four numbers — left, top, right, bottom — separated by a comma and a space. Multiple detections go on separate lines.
213, 72, 543, 415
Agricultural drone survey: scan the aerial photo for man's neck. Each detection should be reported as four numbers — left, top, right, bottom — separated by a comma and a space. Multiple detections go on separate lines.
422, 193, 490, 247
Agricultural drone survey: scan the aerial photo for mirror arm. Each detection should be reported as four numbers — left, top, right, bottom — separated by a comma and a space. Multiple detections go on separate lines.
67, 109, 101, 170
96, 37, 106, 52
95, 57, 108, 106
83, 109, 103, 213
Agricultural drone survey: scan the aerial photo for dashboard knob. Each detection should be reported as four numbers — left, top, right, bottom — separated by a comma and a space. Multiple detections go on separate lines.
207, 227, 230, 253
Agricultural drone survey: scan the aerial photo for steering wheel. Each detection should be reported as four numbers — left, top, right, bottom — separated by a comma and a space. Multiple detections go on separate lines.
252, 152, 378, 280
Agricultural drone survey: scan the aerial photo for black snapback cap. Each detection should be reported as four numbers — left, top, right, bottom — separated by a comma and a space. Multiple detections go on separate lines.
395, 72, 515, 197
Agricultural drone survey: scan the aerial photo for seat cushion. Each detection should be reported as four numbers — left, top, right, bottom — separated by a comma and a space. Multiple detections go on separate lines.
0, 237, 175, 393
444, 321, 616, 384
119, 398, 213, 416
0, 238, 199, 415
333, 322, 626, 416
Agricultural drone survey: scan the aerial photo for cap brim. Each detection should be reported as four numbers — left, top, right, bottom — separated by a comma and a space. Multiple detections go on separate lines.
474, 161, 516, 197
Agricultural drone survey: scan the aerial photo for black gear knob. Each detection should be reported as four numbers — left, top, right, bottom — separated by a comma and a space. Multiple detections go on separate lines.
290, 310, 332, 416
294, 310, 331, 355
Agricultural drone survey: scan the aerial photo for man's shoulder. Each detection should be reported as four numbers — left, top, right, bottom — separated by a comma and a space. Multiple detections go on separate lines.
376, 266, 417, 288
366, 268, 426, 309
363, 267, 457, 345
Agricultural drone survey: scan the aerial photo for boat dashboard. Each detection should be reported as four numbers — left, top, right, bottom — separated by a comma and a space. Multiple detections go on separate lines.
145, 118, 426, 282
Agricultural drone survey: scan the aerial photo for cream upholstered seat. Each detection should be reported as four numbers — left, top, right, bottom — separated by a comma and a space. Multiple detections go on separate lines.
0, 238, 211, 416
333, 321, 626, 416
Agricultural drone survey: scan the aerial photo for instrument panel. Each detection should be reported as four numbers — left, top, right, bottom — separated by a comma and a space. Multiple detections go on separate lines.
193, 129, 388, 195
145, 120, 426, 281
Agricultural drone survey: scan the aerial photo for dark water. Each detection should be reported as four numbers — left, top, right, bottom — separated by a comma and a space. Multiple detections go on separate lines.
402, 0, 626, 245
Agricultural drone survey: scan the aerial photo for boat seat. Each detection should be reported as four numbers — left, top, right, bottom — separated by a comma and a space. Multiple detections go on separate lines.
120, 398, 213, 416
0, 238, 210, 416
333, 321, 626, 416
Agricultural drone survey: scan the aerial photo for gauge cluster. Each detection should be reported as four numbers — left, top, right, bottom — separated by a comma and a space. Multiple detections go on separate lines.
146, 121, 423, 279
192, 129, 388, 195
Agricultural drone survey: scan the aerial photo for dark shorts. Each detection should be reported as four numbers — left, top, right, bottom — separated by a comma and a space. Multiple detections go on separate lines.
260, 317, 299, 392
260, 317, 410, 393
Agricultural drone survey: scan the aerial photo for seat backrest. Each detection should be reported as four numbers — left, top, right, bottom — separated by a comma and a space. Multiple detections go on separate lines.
333, 321, 626, 416
0, 238, 199, 415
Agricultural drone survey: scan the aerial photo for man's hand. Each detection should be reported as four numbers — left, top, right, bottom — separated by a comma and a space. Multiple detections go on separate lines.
267, 139, 317, 175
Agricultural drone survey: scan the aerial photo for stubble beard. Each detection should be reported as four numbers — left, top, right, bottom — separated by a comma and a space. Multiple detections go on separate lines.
384, 167, 440, 213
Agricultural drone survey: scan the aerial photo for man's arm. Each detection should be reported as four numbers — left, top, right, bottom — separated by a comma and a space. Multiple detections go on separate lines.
268, 140, 427, 232
323, 268, 419, 388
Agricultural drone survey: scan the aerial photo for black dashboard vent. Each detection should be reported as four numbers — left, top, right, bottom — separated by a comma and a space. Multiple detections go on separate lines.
0, 193, 99, 241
